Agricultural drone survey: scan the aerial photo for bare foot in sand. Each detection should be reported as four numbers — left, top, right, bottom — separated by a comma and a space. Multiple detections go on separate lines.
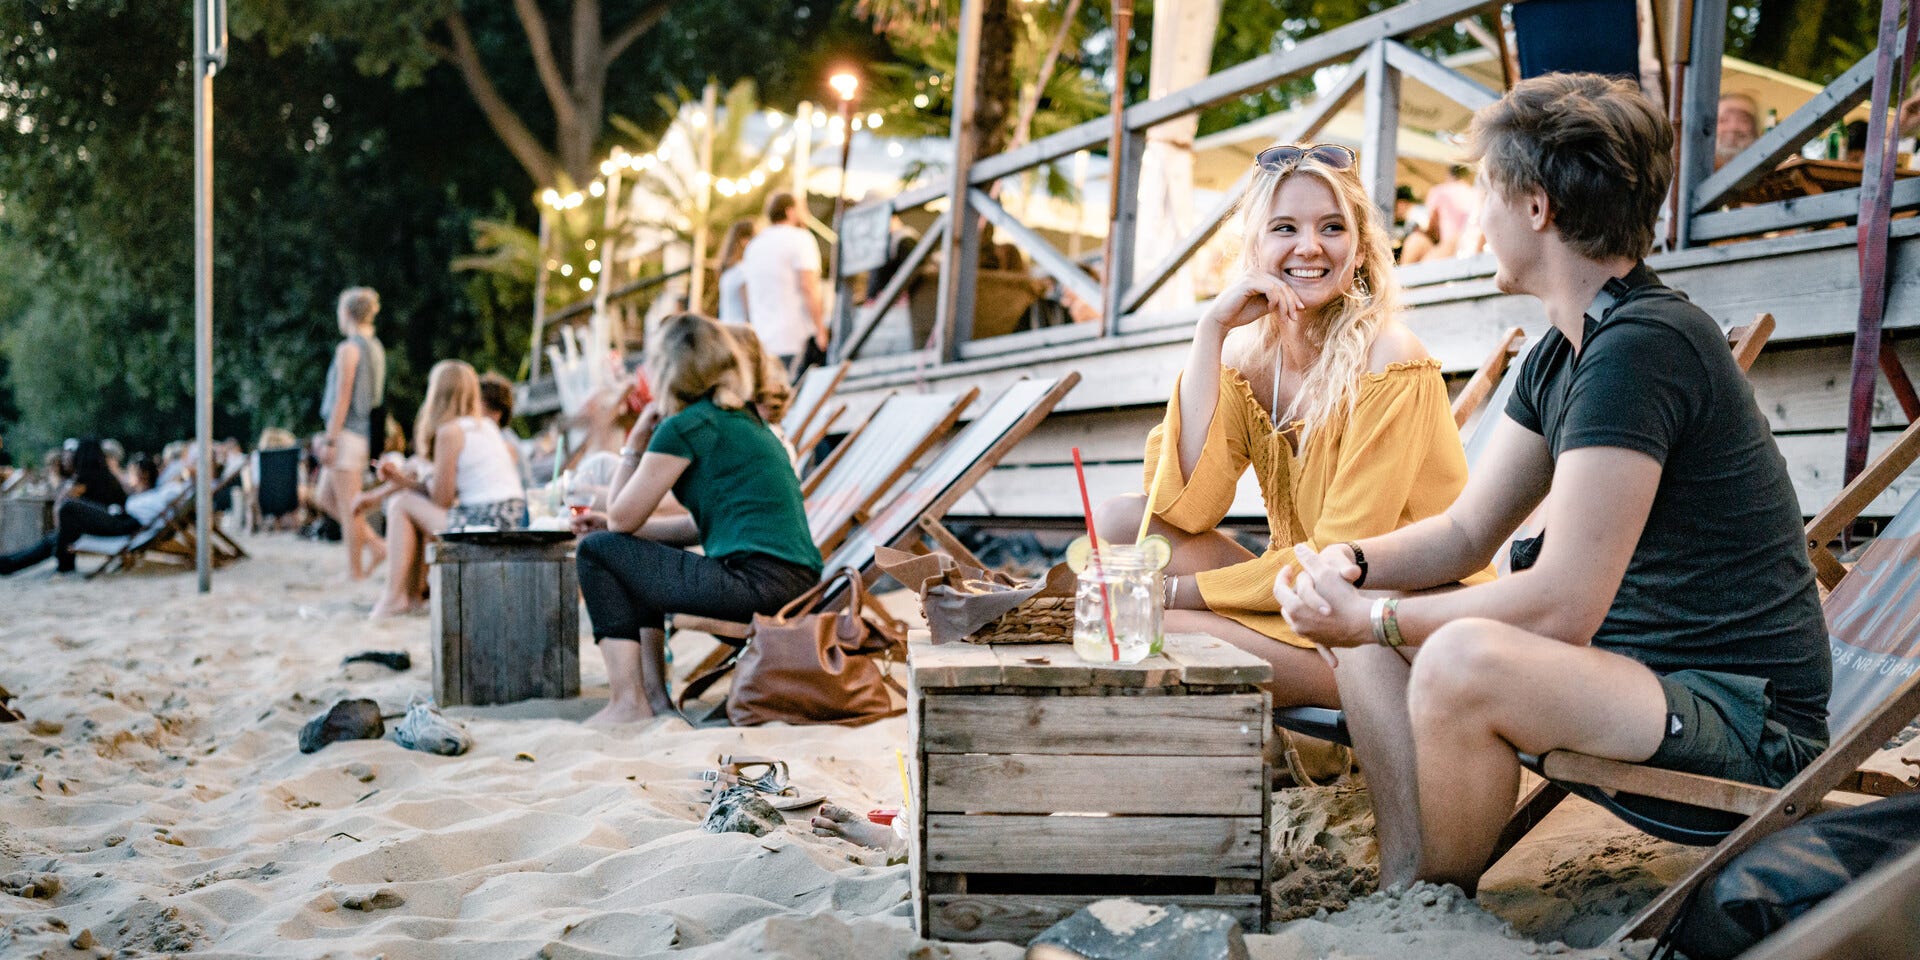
811, 804, 901, 853
585, 700, 655, 726
367, 597, 424, 620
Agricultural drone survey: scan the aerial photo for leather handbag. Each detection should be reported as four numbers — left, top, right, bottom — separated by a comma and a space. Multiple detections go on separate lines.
681, 568, 908, 726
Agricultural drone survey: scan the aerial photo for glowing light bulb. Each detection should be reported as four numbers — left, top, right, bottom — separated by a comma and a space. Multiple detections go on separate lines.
867, 113, 882, 128
560, 264, 573, 276
589, 259, 602, 273
768, 156, 785, 172
913, 94, 930, 109
584, 238, 596, 250
580, 277, 594, 291
589, 180, 605, 197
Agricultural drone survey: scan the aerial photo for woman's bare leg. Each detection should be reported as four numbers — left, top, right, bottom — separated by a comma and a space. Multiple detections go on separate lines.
371, 493, 443, 618
1093, 493, 1256, 576
587, 638, 655, 725
327, 467, 371, 579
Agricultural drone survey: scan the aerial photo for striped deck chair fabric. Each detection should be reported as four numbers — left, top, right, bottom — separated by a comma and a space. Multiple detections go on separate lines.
803, 389, 977, 556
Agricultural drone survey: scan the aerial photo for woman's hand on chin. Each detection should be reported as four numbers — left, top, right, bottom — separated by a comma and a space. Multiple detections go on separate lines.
1203, 271, 1304, 333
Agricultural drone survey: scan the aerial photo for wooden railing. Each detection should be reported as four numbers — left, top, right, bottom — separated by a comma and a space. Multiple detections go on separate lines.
829, 0, 1920, 369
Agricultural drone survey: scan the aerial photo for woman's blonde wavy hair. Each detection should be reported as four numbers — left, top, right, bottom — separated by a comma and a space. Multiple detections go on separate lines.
723, 322, 794, 423
415, 360, 482, 460
645, 313, 751, 416
1231, 145, 1401, 441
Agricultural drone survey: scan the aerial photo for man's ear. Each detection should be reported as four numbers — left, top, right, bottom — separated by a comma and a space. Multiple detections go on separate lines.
1526, 186, 1553, 232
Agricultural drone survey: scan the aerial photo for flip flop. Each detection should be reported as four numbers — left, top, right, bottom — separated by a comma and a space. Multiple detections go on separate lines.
342, 651, 413, 671
298, 699, 386, 754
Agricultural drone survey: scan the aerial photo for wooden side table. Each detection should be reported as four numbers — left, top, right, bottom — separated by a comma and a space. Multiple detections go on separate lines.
428, 539, 580, 707
907, 631, 1273, 943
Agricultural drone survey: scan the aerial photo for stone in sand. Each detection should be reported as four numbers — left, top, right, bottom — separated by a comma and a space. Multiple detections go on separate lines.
0, 871, 61, 899
1027, 899, 1248, 960
703, 785, 784, 837
341, 889, 406, 911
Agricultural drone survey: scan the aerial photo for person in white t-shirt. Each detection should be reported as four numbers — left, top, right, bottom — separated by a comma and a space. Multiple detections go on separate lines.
740, 192, 826, 376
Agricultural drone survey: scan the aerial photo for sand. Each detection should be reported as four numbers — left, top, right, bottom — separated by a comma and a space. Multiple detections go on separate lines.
0, 533, 1777, 959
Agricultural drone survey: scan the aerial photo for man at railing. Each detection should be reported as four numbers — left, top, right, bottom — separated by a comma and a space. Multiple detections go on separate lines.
741, 191, 829, 379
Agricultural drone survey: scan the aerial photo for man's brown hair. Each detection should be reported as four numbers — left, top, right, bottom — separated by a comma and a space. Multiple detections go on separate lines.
763, 191, 799, 224
1469, 73, 1673, 261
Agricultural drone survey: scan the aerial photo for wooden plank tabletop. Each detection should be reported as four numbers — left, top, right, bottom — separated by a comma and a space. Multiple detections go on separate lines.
908, 630, 1270, 688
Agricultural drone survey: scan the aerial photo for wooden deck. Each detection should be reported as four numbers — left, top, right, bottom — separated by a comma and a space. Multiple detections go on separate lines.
829, 220, 1920, 524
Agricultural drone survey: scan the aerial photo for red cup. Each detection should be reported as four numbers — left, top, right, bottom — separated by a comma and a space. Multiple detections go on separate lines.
866, 809, 899, 825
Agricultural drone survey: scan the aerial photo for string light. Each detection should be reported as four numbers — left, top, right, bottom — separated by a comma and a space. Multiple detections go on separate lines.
589, 180, 606, 197
584, 238, 596, 250
913, 94, 930, 109
560, 264, 573, 276
580, 277, 594, 291
589, 259, 601, 273
867, 113, 883, 128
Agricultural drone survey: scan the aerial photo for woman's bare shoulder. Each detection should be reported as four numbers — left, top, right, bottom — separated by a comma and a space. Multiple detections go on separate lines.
1366, 320, 1431, 373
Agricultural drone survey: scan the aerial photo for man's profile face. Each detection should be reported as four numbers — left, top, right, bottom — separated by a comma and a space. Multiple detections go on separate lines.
1477, 178, 1537, 296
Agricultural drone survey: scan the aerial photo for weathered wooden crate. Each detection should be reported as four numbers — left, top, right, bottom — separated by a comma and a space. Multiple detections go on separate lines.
1, 496, 53, 555
427, 539, 580, 707
907, 631, 1273, 944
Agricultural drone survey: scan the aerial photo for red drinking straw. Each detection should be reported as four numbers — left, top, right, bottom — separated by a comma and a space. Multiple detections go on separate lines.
1071, 447, 1121, 660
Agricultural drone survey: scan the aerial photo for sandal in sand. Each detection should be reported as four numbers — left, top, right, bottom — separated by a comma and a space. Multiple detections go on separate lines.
699, 755, 826, 811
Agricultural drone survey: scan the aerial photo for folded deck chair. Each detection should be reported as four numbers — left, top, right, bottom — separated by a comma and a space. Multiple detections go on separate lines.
673, 376, 1078, 693
782, 360, 851, 439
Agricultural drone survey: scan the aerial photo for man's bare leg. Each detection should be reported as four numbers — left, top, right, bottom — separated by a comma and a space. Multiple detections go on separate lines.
1408, 618, 1667, 892
1334, 643, 1421, 887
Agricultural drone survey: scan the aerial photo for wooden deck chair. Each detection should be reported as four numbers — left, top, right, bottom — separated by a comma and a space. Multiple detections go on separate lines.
782, 360, 850, 439
793, 401, 847, 468
0, 682, 21, 723
1451, 327, 1526, 431
799, 397, 884, 499
799, 389, 978, 557
672, 377, 1075, 699
77, 460, 250, 576
821, 374, 1081, 583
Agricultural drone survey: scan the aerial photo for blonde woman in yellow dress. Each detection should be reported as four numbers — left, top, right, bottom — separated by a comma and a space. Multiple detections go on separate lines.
1097, 144, 1484, 708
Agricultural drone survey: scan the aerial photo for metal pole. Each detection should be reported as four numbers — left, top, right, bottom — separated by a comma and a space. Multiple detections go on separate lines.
193, 0, 224, 594
934, 0, 985, 361
689, 82, 718, 313
529, 207, 552, 380
594, 169, 621, 360
794, 101, 814, 201
1099, 0, 1134, 329
829, 98, 856, 294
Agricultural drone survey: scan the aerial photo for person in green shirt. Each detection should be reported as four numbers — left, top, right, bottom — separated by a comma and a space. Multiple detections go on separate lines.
571, 313, 822, 725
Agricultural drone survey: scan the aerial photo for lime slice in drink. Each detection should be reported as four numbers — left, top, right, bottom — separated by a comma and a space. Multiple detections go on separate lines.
1065, 535, 1111, 573
1137, 534, 1173, 571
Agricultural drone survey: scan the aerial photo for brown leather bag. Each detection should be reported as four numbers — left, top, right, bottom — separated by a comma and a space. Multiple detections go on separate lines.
684, 568, 908, 726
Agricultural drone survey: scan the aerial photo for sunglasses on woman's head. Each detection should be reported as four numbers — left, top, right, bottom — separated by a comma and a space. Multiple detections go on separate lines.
1254, 144, 1357, 172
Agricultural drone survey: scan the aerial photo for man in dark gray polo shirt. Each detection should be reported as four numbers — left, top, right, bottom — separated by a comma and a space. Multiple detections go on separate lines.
1272, 73, 1829, 895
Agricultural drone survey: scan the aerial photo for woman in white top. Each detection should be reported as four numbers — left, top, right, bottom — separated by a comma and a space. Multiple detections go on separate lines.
370, 359, 527, 618
714, 218, 757, 325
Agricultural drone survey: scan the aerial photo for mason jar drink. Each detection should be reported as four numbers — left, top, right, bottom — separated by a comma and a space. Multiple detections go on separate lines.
1072, 543, 1162, 663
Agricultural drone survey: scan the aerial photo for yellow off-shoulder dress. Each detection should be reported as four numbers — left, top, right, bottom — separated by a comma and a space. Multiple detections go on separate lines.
1142, 358, 1488, 647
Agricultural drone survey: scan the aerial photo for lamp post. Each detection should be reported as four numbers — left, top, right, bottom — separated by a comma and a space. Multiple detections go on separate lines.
827, 70, 860, 354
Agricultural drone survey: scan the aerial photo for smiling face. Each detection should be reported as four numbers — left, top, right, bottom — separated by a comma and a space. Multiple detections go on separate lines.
1253, 173, 1357, 316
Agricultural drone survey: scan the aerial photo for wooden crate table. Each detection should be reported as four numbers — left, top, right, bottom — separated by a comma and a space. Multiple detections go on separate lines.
907, 631, 1273, 944
427, 539, 580, 707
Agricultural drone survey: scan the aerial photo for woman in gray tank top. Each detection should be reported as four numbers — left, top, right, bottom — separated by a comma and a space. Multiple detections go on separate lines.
318, 287, 387, 580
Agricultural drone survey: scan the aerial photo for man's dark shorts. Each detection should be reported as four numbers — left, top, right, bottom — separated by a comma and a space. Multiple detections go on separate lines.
1645, 669, 1829, 788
